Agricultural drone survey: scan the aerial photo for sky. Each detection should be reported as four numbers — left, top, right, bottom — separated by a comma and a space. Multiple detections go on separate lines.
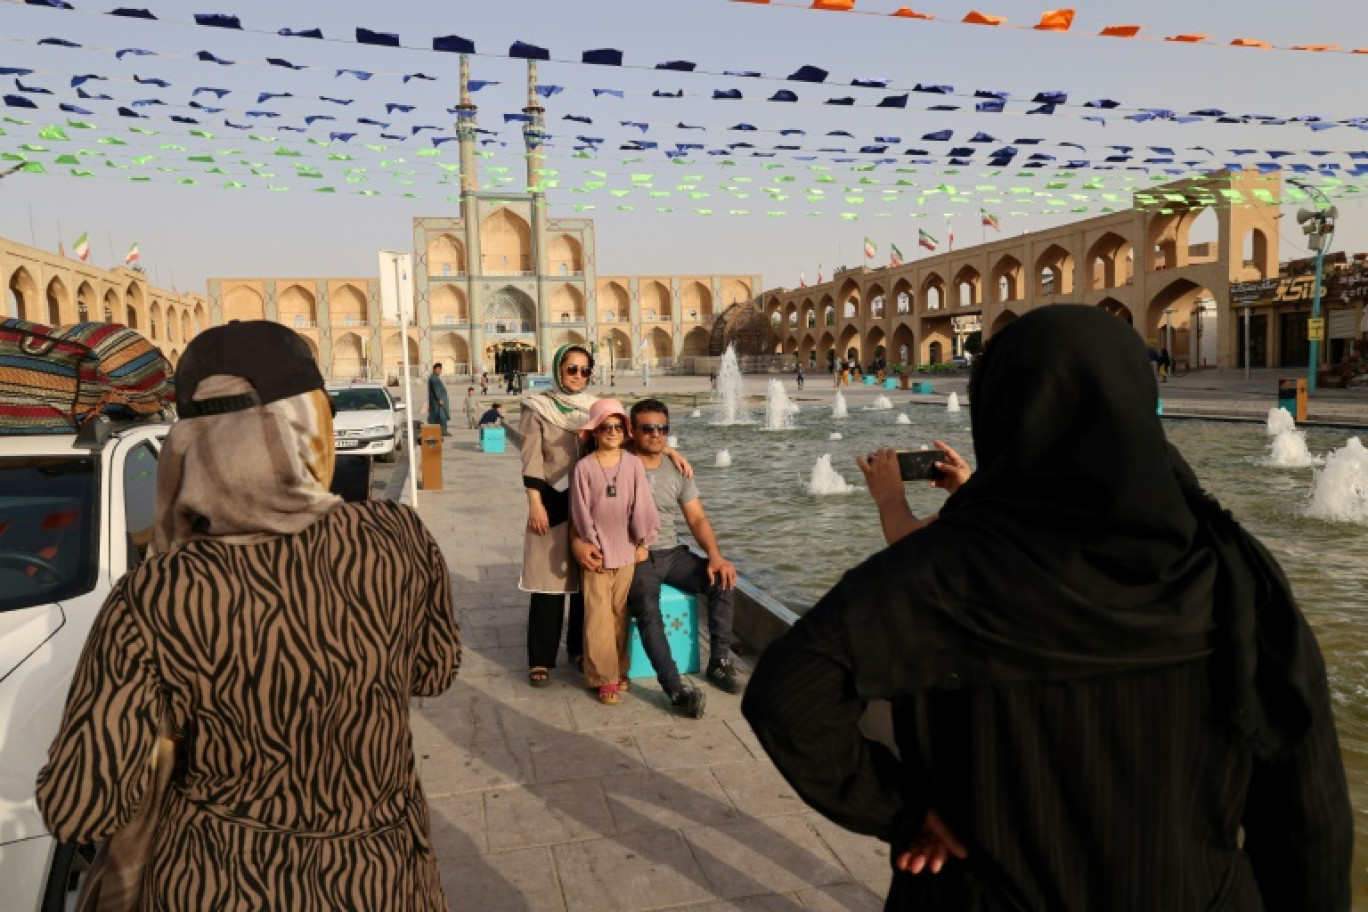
3, 0, 1368, 295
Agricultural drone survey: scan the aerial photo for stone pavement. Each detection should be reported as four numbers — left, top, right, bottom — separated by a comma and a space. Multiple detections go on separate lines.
410, 423, 889, 912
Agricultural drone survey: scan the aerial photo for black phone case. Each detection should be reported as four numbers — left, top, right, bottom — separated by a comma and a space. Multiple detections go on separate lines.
896, 450, 944, 480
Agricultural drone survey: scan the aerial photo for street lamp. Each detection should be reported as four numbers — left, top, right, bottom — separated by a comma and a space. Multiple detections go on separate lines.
1291, 179, 1338, 393
1163, 308, 1175, 360
607, 337, 615, 387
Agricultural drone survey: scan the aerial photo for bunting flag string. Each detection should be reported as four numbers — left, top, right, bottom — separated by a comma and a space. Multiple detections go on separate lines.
725, 2, 1368, 58
2, 8, 1363, 135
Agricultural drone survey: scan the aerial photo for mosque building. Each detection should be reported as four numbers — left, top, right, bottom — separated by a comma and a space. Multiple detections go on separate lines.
206, 57, 760, 381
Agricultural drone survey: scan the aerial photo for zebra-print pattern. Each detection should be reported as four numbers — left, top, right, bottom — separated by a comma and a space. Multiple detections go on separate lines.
36, 500, 459, 910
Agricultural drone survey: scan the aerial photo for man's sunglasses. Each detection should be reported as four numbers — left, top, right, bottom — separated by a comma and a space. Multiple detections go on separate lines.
635, 423, 669, 435
563, 365, 593, 378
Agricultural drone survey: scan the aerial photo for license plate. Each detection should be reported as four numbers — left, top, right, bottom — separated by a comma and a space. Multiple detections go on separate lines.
336, 439, 361, 448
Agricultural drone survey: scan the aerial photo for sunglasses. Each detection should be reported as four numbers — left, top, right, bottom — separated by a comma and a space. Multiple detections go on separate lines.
596, 422, 625, 434
635, 423, 669, 435
563, 365, 593, 378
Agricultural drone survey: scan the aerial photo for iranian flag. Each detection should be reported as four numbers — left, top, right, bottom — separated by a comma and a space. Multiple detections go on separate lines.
73, 232, 90, 261
124, 242, 140, 266
863, 237, 876, 259
918, 229, 938, 251
890, 243, 904, 267
981, 208, 1001, 231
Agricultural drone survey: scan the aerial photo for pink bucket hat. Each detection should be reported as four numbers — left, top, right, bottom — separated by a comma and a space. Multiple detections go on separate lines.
579, 398, 631, 440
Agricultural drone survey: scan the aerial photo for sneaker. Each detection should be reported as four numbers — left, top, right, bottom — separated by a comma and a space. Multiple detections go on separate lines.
705, 656, 742, 694
668, 683, 707, 719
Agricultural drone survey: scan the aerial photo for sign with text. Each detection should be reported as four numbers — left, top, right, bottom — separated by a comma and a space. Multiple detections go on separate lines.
1307, 317, 1325, 342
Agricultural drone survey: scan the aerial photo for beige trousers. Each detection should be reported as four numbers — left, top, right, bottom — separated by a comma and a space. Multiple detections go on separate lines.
581, 566, 635, 688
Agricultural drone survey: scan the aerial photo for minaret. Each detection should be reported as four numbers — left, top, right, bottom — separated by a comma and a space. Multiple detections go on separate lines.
523, 60, 547, 194
456, 55, 479, 198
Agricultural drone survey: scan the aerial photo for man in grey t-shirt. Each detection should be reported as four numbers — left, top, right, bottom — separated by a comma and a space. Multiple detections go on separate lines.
571, 398, 740, 718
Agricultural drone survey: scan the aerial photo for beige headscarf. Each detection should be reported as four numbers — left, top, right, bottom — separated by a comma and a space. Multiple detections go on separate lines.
520, 343, 598, 433
153, 375, 340, 551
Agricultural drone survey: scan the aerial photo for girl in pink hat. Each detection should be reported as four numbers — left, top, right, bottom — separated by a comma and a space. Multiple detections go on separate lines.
570, 398, 660, 703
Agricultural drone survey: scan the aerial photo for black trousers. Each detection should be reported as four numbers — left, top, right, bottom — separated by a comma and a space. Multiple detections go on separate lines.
527, 591, 584, 669
626, 546, 735, 692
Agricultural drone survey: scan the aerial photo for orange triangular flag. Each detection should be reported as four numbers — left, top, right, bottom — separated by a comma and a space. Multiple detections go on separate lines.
1230, 38, 1272, 49
1100, 24, 1141, 37
734, 0, 771, 4
1353, 48, 1368, 54
963, 11, 1006, 25
891, 7, 933, 19
1292, 44, 1340, 52
811, 0, 854, 9
1034, 9, 1074, 31
1165, 34, 1209, 43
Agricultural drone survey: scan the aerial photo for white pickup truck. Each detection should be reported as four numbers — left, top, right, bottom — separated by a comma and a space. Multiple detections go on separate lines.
0, 418, 168, 912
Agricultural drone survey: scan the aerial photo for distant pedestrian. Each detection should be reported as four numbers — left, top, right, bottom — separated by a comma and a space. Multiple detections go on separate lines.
1158, 347, 1172, 383
480, 372, 489, 396
710, 370, 718, 392
796, 363, 805, 390
464, 387, 479, 429
427, 363, 450, 437
505, 370, 517, 395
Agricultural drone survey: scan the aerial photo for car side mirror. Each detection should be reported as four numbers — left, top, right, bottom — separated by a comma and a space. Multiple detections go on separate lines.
394, 402, 407, 412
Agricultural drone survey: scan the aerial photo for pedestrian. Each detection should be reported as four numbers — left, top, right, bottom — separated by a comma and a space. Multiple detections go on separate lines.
505, 369, 517, 395
36, 321, 459, 910
796, 363, 805, 390
1147, 344, 1160, 380
480, 371, 489, 396
743, 305, 1351, 910
427, 362, 450, 437
1158, 347, 1172, 383
463, 386, 479, 429
570, 399, 659, 705
710, 369, 718, 391
478, 402, 506, 428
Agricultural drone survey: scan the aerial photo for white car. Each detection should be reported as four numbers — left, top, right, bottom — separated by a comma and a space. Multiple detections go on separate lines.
0, 418, 169, 912
326, 382, 405, 464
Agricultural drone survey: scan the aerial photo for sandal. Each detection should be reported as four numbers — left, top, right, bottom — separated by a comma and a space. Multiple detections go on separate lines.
528, 667, 551, 688
597, 685, 620, 705
617, 677, 631, 693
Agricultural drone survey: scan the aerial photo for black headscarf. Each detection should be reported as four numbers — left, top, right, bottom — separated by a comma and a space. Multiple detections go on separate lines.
839, 304, 1320, 757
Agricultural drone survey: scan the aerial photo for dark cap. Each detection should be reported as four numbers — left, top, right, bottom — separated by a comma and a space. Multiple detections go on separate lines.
176, 320, 324, 418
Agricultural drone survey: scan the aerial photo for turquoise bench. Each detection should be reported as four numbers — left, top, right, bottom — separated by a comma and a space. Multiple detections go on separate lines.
627, 584, 700, 677
480, 426, 506, 453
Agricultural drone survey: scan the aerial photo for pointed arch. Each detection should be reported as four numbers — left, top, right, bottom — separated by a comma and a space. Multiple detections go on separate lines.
991, 255, 1023, 303
547, 234, 583, 275
866, 283, 887, 319
432, 332, 470, 372
892, 278, 914, 315
682, 280, 711, 319
426, 233, 466, 276
76, 281, 95, 321
646, 326, 672, 360
921, 272, 945, 312
891, 322, 915, 366
550, 283, 585, 322
1097, 297, 1133, 325
331, 332, 366, 380
223, 284, 265, 322
181, 310, 191, 342
991, 309, 1019, 334
1035, 245, 1075, 296
330, 283, 367, 327
681, 326, 710, 357
163, 304, 177, 343
7, 266, 40, 322
125, 282, 145, 330
719, 279, 749, 312
429, 284, 468, 325
480, 207, 532, 274
952, 266, 981, 308
598, 280, 629, 322
149, 302, 162, 340
103, 288, 123, 324
838, 324, 861, 362
1086, 232, 1135, 290
642, 280, 672, 321
44, 275, 70, 325
278, 283, 317, 328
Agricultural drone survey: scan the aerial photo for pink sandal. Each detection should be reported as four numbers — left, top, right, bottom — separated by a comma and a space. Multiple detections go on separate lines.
597, 684, 620, 705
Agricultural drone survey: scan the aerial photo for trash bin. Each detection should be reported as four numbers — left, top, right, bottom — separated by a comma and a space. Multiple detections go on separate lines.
480, 426, 506, 454
1277, 378, 1308, 422
626, 584, 700, 678
420, 424, 443, 490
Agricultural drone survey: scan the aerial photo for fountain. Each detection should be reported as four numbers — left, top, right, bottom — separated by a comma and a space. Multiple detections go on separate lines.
713, 344, 750, 425
764, 378, 800, 431
829, 432, 843, 440
947, 392, 962, 414
667, 434, 679, 449
896, 413, 912, 425
1307, 437, 1368, 523
690, 409, 702, 419
715, 449, 733, 468
1264, 407, 1318, 467
867, 395, 893, 411
832, 391, 849, 419
807, 454, 857, 495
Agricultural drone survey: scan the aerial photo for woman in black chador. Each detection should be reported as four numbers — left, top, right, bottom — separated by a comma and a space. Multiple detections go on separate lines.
743, 304, 1351, 911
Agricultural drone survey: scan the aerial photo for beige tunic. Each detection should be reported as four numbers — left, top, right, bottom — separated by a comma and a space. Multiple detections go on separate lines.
519, 407, 588, 593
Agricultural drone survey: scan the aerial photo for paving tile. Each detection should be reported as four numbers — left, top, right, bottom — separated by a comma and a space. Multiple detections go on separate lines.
410, 691, 503, 748
601, 767, 744, 834
567, 687, 681, 732
634, 720, 754, 771
802, 815, 890, 897
427, 791, 486, 857
683, 816, 848, 899
711, 760, 808, 819
672, 896, 806, 912
796, 883, 884, 911
528, 729, 645, 782
724, 717, 767, 761
485, 779, 616, 851
419, 737, 534, 797
490, 692, 578, 741
552, 829, 716, 912
436, 846, 565, 912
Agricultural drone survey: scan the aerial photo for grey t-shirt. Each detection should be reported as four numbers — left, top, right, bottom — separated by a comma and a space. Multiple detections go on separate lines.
642, 456, 699, 550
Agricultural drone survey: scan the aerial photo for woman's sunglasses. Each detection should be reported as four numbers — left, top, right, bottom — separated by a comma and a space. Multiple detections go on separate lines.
596, 422, 625, 434
563, 365, 592, 378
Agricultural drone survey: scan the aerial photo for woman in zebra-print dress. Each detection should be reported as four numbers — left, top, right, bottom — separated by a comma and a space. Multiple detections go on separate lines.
36, 322, 460, 910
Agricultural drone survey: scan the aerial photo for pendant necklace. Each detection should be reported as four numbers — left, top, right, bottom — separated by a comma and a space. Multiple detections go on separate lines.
596, 453, 621, 497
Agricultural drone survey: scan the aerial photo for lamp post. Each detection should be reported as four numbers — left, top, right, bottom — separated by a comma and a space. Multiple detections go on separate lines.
1242, 302, 1252, 381
607, 337, 615, 387
1291, 180, 1338, 393
1163, 308, 1175, 361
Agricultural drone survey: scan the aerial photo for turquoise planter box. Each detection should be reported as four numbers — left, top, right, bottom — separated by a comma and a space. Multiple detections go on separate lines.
862, 376, 876, 386
883, 378, 898, 389
627, 584, 700, 678
480, 426, 506, 453
912, 382, 933, 394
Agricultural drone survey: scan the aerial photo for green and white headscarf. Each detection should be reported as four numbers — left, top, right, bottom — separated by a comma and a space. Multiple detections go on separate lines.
520, 343, 598, 433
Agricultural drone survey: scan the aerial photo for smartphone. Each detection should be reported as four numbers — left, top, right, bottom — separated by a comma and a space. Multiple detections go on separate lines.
896, 449, 944, 481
